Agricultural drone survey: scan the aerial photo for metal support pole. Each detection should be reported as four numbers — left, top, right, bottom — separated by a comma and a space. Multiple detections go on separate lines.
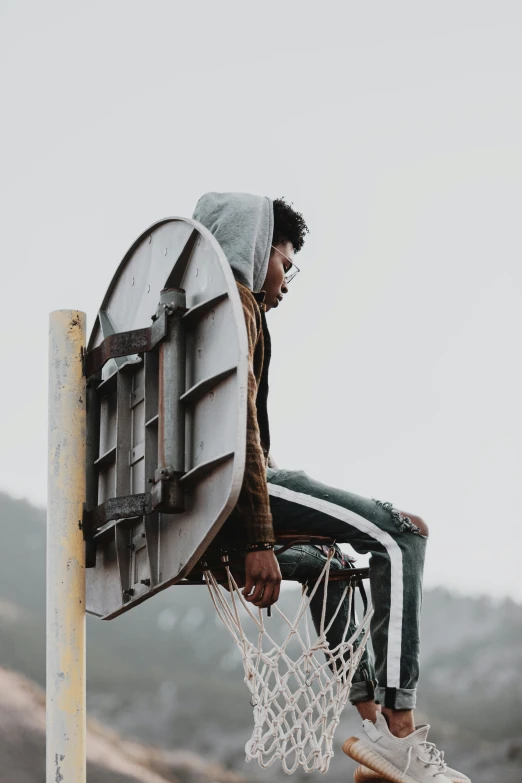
151, 287, 186, 512
47, 310, 87, 783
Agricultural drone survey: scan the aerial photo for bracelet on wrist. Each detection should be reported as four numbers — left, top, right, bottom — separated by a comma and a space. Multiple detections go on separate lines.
245, 542, 275, 553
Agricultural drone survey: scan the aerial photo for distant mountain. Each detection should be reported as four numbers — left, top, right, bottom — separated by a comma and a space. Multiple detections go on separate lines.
1, 492, 521, 783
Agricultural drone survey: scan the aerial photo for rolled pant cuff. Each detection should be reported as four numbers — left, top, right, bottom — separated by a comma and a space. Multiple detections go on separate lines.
375, 686, 417, 710
349, 680, 376, 705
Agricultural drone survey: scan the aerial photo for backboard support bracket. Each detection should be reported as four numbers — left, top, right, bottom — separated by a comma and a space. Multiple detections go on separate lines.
82, 288, 189, 566
83, 307, 168, 378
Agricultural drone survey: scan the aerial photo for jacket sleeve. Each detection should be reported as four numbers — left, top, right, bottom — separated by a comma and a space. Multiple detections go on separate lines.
235, 287, 276, 545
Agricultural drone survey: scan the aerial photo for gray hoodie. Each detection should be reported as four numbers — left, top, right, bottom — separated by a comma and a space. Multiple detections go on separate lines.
192, 192, 274, 292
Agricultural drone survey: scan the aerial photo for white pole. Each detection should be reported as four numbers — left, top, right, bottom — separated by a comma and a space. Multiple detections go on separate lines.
47, 310, 87, 783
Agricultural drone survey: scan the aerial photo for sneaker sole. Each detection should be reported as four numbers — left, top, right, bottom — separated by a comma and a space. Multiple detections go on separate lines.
354, 765, 463, 783
343, 737, 426, 783
354, 764, 388, 783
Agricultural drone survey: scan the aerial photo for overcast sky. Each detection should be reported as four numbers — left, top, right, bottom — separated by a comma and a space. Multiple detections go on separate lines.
1, 1, 521, 600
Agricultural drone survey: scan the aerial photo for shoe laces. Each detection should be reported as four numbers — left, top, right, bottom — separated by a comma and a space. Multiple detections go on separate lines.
404, 741, 448, 777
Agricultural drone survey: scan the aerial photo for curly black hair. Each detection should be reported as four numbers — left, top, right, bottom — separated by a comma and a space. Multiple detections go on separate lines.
272, 197, 309, 253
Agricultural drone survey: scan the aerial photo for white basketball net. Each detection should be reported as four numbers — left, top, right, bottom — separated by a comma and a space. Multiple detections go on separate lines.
205, 549, 374, 774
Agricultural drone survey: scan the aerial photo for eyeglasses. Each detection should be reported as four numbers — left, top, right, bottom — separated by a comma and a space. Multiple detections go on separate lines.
271, 245, 300, 284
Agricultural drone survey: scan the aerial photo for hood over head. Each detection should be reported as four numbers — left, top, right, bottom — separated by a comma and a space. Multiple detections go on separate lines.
192, 192, 274, 292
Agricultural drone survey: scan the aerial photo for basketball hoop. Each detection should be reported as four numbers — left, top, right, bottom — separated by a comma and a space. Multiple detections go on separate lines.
205, 547, 373, 774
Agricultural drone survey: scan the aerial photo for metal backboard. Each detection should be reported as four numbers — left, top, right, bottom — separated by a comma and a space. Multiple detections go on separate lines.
84, 218, 248, 619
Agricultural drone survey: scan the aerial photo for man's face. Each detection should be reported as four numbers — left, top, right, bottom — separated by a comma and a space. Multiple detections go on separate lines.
261, 241, 294, 311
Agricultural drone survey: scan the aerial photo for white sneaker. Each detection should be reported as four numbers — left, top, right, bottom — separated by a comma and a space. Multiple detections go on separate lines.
354, 762, 471, 783
342, 713, 453, 783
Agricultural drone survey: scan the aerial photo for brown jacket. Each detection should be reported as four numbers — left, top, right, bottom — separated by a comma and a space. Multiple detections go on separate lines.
226, 282, 275, 544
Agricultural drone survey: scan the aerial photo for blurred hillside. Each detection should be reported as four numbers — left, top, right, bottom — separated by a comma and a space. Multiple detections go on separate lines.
1, 492, 521, 782
0, 665, 247, 783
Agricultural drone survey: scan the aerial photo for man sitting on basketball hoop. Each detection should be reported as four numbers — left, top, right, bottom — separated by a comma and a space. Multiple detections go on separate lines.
193, 192, 470, 783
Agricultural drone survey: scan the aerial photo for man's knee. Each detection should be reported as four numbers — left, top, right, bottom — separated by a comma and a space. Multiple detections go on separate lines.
397, 510, 429, 537
407, 513, 429, 537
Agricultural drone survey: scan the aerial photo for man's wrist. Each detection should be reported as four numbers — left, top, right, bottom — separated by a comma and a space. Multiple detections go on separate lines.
245, 542, 275, 553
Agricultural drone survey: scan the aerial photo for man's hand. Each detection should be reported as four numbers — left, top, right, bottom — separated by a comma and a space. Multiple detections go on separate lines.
242, 550, 282, 609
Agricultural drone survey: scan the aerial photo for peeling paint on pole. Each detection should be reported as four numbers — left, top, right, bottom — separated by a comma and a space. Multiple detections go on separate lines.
47, 310, 86, 783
